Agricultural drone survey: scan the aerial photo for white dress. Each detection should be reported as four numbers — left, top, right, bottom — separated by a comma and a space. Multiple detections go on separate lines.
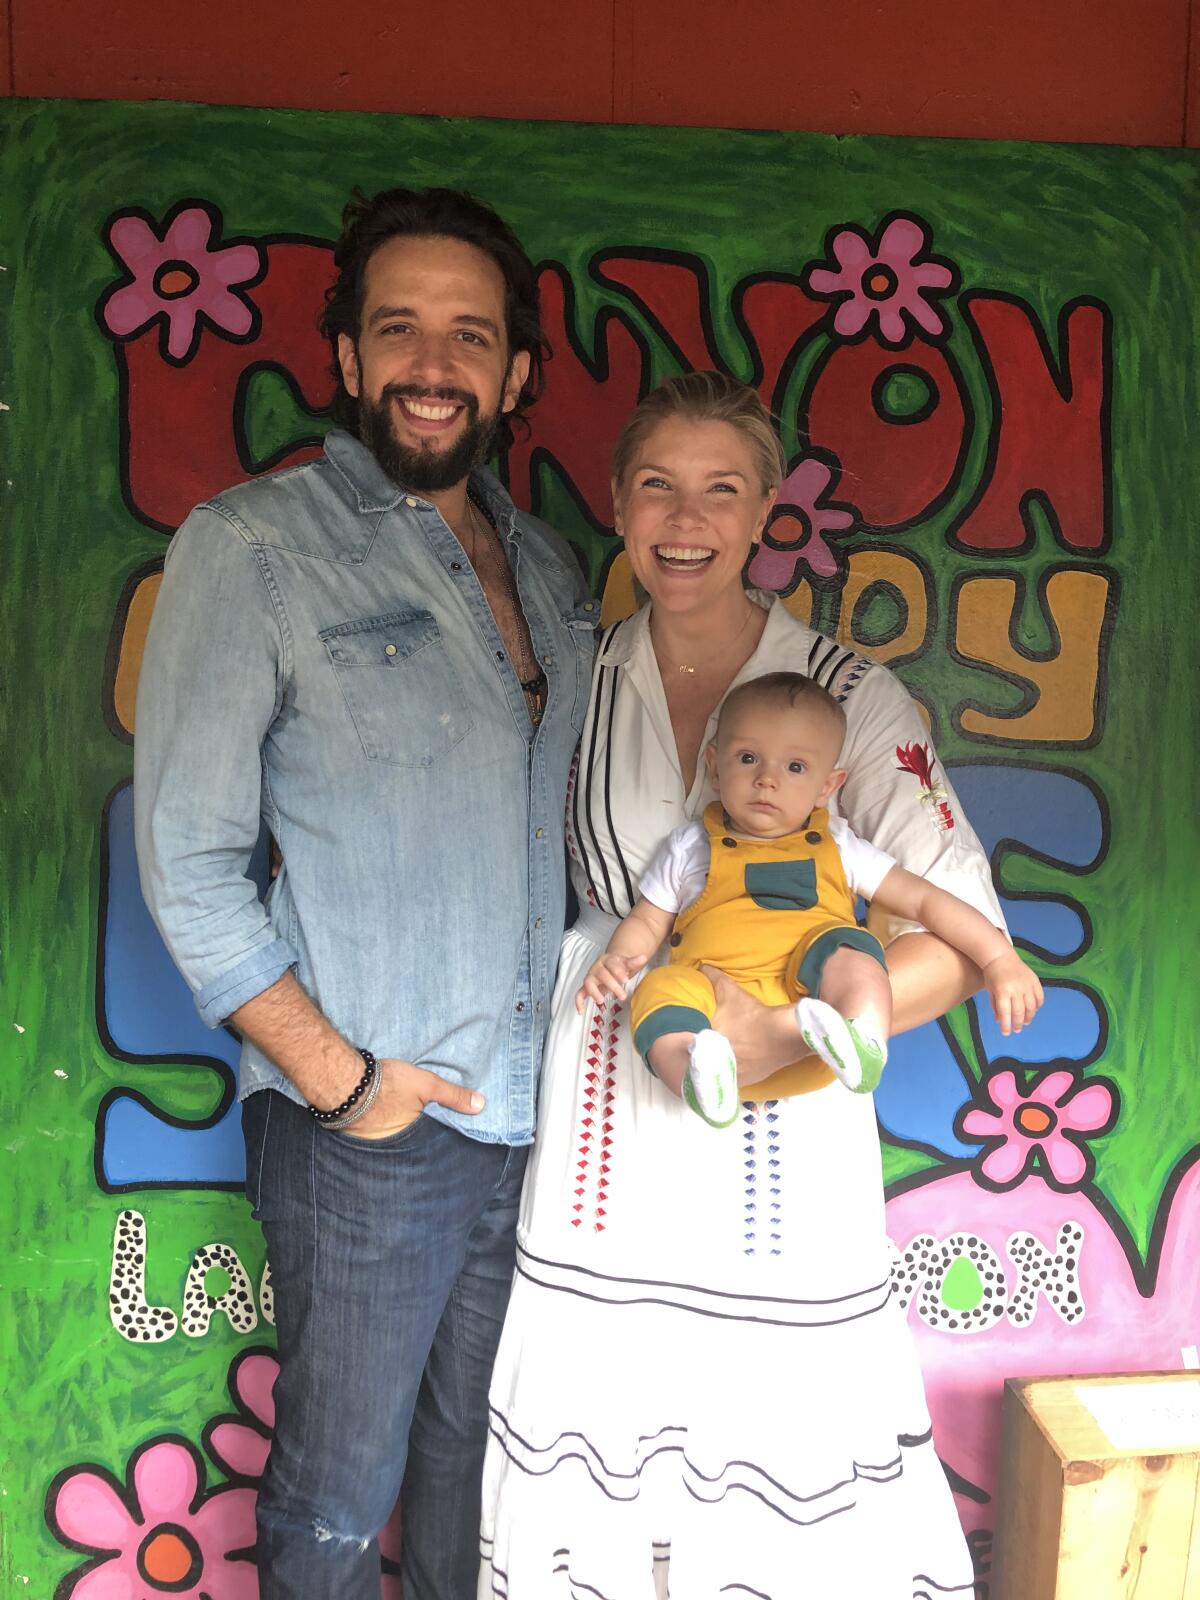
479, 598, 1001, 1600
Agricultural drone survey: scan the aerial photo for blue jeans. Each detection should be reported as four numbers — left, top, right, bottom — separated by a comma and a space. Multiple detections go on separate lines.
242, 1089, 527, 1599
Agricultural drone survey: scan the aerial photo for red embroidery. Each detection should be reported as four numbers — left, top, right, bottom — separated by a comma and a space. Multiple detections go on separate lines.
895, 740, 955, 834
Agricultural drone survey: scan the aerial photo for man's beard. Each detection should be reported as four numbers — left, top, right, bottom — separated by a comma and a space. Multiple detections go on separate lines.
358, 382, 501, 493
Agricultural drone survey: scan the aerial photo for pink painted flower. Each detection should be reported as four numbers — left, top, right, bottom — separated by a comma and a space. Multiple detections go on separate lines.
203, 1349, 401, 1597
204, 1349, 277, 1482
747, 453, 857, 593
48, 1436, 258, 1598
958, 1066, 1118, 1190
804, 213, 957, 347
99, 201, 264, 365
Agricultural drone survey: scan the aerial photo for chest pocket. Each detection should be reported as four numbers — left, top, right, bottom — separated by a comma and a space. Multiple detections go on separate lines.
320, 609, 473, 768
743, 859, 818, 911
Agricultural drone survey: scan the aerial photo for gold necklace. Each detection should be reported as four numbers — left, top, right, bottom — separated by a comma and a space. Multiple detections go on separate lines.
657, 603, 756, 675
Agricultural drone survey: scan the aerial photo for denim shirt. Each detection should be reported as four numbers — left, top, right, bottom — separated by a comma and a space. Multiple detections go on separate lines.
134, 429, 595, 1145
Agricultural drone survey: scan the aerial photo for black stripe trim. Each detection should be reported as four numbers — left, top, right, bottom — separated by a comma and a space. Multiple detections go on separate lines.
683, 1475, 854, 1528
574, 625, 620, 913
517, 1243, 891, 1308
602, 662, 637, 912
515, 1258, 893, 1327
898, 1427, 934, 1448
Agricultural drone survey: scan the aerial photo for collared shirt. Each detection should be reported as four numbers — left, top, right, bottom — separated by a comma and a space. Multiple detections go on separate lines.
570, 596, 1005, 941
134, 429, 595, 1145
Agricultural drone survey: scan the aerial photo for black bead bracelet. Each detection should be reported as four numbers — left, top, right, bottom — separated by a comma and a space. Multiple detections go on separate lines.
309, 1048, 377, 1123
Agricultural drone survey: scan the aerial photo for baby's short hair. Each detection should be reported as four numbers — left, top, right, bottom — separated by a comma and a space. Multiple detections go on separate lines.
716, 672, 847, 741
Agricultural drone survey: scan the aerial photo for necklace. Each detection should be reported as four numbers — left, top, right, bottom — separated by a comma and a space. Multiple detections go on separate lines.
656, 603, 757, 676
465, 495, 547, 727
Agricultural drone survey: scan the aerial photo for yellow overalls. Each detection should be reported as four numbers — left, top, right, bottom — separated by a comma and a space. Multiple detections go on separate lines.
630, 801, 885, 1099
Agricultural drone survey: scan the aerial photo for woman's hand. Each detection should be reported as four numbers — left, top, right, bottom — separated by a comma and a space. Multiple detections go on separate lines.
981, 950, 1044, 1036
576, 953, 647, 1013
703, 965, 808, 1085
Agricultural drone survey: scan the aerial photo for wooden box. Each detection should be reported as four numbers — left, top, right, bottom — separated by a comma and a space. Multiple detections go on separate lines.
993, 1373, 1200, 1599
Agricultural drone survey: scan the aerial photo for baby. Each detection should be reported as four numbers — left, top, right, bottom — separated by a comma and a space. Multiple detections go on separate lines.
577, 671, 1043, 1127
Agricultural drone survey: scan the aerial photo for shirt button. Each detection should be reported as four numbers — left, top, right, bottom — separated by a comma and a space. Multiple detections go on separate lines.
722, 836, 737, 848
404, 496, 417, 507
535, 828, 544, 840
806, 831, 822, 844
536, 1001, 543, 1013
669, 932, 683, 947
534, 917, 543, 929
384, 643, 397, 657
516, 1001, 526, 1012
451, 561, 463, 572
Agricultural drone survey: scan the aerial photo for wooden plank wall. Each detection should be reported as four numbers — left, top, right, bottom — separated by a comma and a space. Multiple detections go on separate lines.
3, 0, 1198, 147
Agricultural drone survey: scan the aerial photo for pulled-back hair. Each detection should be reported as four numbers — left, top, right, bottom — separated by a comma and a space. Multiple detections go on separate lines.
611, 370, 787, 495
318, 186, 550, 447
717, 671, 846, 740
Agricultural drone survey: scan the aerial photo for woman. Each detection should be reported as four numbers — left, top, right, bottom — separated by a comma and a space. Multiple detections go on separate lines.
478, 372, 1000, 1599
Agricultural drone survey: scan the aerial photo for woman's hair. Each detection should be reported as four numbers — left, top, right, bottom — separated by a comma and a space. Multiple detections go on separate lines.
318, 186, 550, 446
611, 370, 787, 495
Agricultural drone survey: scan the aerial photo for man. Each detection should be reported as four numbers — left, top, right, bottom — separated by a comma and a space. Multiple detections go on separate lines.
135, 187, 595, 1598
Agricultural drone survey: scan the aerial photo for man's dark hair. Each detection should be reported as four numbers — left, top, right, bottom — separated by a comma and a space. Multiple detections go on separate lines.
319, 186, 549, 448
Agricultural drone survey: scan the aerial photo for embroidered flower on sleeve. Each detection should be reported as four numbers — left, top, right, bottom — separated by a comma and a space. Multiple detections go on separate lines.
747, 452, 858, 593
98, 201, 265, 365
803, 213, 958, 347
48, 1437, 258, 1598
895, 741, 955, 833
957, 1066, 1118, 1191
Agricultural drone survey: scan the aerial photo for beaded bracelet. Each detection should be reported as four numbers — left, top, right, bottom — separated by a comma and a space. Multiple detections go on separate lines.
323, 1060, 383, 1132
309, 1048, 377, 1124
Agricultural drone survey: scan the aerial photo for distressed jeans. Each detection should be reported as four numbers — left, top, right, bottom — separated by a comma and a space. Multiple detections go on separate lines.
242, 1089, 527, 1599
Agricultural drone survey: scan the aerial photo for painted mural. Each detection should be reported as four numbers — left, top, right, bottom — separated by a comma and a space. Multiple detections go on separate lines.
1, 97, 1197, 1596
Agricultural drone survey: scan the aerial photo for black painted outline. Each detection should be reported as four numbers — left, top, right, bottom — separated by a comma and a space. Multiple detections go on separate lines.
947, 290, 1114, 559
588, 245, 729, 379
100, 557, 164, 747
951, 754, 1110, 967
951, 1061, 1122, 1196
99, 215, 334, 536
95, 198, 268, 371
45, 1433, 256, 1598
729, 268, 826, 421
947, 562, 1121, 750
498, 258, 652, 541
93, 777, 244, 1196
796, 336, 975, 537
755, 444, 860, 599
232, 359, 331, 478
801, 211, 961, 353
200, 1343, 277, 1486
840, 540, 939, 672
871, 362, 939, 427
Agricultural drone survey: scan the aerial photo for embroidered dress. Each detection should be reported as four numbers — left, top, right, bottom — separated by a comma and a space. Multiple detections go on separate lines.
478, 597, 1000, 1600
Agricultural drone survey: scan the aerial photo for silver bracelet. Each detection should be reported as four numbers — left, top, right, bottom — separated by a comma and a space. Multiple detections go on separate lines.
323, 1059, 384, 1131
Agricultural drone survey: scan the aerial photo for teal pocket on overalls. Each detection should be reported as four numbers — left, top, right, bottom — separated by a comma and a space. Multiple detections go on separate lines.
743, 859, 818, 911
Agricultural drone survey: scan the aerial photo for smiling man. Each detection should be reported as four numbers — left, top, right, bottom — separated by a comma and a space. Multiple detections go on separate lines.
134, 188, 595, 1599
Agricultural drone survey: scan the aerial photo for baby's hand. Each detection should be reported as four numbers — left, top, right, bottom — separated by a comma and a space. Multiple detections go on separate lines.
982, 950, 1044, 1035
575, 953, 647, 1013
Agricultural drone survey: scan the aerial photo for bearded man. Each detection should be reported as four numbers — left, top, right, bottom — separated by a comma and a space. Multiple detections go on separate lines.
135, 187, 594, 1599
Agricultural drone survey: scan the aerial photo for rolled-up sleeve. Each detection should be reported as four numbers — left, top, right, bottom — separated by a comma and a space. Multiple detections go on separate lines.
836, 664, 1007, 946
134, 504, 297, 1027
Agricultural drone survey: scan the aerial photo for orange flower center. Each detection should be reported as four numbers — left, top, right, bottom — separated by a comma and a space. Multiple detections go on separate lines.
153, 261, 200, 299
138, 1524, 202, 1588
1015, 1103, 1055, 1137
862, 265, 898, 300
